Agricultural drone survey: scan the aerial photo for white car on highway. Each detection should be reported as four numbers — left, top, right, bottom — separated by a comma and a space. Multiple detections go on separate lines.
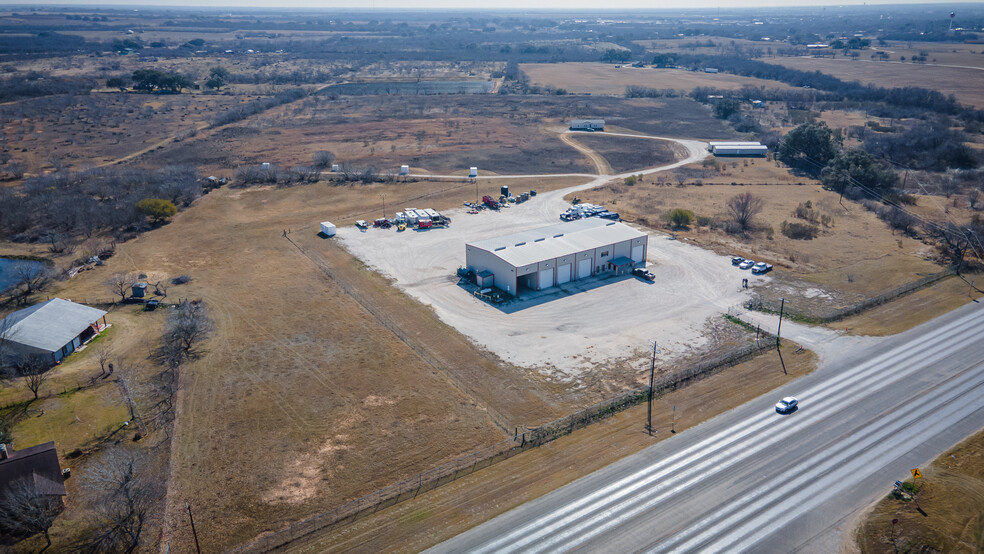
775, 397, 798, 414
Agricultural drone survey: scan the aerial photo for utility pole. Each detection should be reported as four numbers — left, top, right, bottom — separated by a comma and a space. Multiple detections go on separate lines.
186, 503, 201, 554
380, 194, 386, 218
776, 297, 785, 348
777, 298, 787, 375
647, 341, 660, 436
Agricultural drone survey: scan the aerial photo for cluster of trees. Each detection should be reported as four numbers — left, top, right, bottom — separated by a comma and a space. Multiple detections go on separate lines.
0, 73, 94, 103
211, 87, 306, 127
234, 164, 321, 187
0, 166, 202, 243
863, 121, 978, 171
128, 69, 193, 93
652, 52, 968, 118
779, 121, 898, 197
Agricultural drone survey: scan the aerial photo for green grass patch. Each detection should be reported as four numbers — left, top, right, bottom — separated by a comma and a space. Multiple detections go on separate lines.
401, 509, 433, 525
12, 382, 128, 454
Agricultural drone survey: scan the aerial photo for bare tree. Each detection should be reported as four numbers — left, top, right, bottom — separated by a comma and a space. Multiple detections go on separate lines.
0, 478, 62, 552
97, 347, 113, 377
727, 192, 765, 233
106, 273, 134, 303
17, 355, 51, 400
165, 300, 214, 355
152, 279, 168, 299
312, 150, 335, 169
79, 450, 159, 554
15, 264, 54, 296
927, 221, 982, 270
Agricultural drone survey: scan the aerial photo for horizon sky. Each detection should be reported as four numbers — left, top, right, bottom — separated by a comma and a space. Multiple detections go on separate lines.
0, 0, 979, 11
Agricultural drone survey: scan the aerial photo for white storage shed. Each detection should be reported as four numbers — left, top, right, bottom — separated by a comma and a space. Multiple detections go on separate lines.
320, 221, 337, 237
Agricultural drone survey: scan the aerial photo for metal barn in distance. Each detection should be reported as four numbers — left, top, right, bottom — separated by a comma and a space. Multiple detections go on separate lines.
569, 119, 605, 132
465, 218, 648, 296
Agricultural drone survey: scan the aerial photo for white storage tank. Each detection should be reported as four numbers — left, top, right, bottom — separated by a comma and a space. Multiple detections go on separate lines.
320, 221, 336, 237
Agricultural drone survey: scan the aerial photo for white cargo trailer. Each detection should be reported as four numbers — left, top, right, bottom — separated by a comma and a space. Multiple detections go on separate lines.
320, 221, 336, 237
469, 167, 478, 178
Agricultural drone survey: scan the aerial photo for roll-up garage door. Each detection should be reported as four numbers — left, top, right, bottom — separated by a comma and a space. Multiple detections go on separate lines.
556, 264, 571, 284
577, 258, 592, 279
538, 268, 553, 289
631, 244, 644, 263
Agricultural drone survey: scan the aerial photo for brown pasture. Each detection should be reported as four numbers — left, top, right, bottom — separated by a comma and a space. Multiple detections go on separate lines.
46, 175, 616, 551
764, 56, 984, 109
520, 63, 796, 96
856, 425, 984, 553
573, 175, 944, 298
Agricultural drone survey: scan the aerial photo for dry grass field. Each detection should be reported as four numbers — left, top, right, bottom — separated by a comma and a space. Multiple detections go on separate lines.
856, 425, 984, 553
567, 134, 679, 173
520, 63, 796, 96
574, 175, 944, 300
0, 92, 245, 174
764, 56, 984, 108
43, 175, 624, 551
280, 345, 818, 553
135, 94, 736, 176
832, 272, 984, 336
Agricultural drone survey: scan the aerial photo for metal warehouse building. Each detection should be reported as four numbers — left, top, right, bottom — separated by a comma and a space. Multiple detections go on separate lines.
465, 218, 648, 296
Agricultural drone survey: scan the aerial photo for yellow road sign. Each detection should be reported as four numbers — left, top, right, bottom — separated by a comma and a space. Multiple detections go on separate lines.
911, 468, 923, 479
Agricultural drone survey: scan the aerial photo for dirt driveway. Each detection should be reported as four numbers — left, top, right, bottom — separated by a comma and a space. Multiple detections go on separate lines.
335, 137, 765, 378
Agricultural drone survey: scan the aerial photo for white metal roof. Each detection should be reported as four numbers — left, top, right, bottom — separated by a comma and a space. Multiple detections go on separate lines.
0, 298, 106, 353
708, 141, 763, 147
469, 218, 645, 267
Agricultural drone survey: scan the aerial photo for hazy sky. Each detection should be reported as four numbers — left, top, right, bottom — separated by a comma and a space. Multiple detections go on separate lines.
2, 0, 976, 10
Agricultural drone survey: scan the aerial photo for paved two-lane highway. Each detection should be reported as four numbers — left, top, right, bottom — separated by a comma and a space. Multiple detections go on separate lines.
431, 301, 984, 553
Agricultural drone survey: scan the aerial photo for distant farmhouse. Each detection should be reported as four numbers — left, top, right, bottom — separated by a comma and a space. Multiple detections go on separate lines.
570, 119, 605, 132
0, 298, 107, 365
0, 441, 66, 502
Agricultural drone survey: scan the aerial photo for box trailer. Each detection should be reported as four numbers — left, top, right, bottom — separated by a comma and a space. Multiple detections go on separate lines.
395, 212, 407, 224
469, 167, 478, 178
404, 209, 420, 225
399, 165, 410, 175
713, 145, 768, 157
319, 221, 336, 237
423, 208, 440, 219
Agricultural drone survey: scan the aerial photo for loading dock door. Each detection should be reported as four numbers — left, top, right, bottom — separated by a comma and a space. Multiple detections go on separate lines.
631, 244, 644, 263
577, 258, 592, 279
557, 264, 571, 284
538, 268, 553, 289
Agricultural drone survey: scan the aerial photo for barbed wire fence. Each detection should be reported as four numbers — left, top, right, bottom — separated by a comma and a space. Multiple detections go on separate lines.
749, 268, 956, 323
230, 328, 778, 554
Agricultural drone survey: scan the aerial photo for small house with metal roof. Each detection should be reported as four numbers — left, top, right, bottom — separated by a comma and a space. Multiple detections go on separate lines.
0, 298, 107, 365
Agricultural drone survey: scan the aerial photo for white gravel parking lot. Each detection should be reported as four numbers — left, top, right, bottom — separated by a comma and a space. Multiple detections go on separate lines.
336, 137, 766, 379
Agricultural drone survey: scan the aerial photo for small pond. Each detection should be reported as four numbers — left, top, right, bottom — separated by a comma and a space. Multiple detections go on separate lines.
0, 258, 45, 293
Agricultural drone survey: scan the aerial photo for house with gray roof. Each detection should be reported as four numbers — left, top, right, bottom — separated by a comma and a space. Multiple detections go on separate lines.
0, 298, 107, 365
465, 218, 648, 296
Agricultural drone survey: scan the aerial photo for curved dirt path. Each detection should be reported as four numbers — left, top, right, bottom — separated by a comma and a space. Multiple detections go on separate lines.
559, 131, 613, 175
